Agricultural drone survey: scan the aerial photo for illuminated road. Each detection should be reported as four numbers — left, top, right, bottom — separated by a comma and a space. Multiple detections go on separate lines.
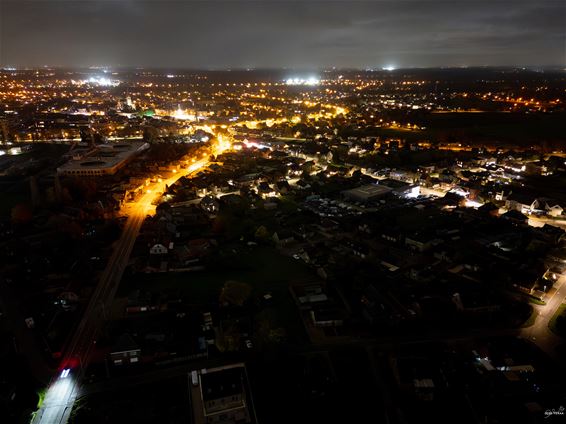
33, 199, 148, 424
33, 146, 221, 423
527, 215, 566, 231
521, 276, 566, 358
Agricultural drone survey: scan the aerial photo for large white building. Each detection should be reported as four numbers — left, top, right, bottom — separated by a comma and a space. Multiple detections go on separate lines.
57, 142, 149, 176
190, 363, 257, 424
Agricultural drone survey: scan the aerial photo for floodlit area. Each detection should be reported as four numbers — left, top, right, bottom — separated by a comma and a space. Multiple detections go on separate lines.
172, 105, 197, 121
285, 76, 320, 86
120, 134, 231, 216
71, 76, 120, 87
33, 372, 77, 424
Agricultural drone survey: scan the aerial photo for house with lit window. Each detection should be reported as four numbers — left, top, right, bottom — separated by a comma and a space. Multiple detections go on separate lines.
505, 192, 539, 215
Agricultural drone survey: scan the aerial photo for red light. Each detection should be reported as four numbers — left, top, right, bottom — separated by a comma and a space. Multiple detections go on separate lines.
58, 356, 80, 372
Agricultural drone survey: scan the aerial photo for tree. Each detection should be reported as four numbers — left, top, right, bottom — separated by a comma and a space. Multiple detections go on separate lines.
142, 125, 159, 143
219, 281, 252, 307
11, 203, 33, 224
555, 315, 566, 337
254, 225, 270, 242
29, 176, 41, 208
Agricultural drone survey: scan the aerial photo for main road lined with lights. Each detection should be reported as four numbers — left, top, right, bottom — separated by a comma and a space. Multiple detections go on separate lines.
33, 137, 229, 424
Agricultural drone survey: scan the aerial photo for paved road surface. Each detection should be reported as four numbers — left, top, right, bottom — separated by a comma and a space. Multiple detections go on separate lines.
33, 160, 210, 424
520, 276, 566, 359
32, 210, 146, 424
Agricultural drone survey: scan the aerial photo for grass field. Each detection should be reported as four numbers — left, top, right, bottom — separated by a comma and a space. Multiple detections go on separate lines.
122, 245, 316, 342
69, 376, 189, 424
350, 112, 566, 146
0, 189, 28, 216
548, 303, 566, 336
520, 309, 538, 328
128, 246, 314, 297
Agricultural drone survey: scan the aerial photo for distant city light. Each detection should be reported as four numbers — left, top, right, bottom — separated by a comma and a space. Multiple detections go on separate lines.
464, 199, 483, 208
85, 76, 120, 87
244, 140, 269, 149
382, 65, 396, 71
285, 77, 320, 86
172, 105, 196, 121
0, 146, 22, 156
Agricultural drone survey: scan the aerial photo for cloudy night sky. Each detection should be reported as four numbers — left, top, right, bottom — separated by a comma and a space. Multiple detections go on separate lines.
0, 0, 564, 69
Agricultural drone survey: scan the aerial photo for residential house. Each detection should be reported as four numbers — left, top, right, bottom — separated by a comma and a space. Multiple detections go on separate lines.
505, 192, 539, 214
192, 363, 256, 424
149, 243, 168, 255
110, 333, 141, 366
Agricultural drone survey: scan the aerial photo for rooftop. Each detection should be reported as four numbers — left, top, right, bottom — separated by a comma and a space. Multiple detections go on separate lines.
57, 142, 149, 175
201, 366, 244, 402
342, 184, 392, 200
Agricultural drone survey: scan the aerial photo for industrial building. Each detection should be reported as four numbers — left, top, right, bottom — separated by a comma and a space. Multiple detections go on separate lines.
342, 184, 392, 203
57, 142, 149, 176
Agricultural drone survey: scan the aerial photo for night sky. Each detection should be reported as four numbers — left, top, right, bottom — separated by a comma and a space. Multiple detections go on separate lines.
0, 0, 564, 69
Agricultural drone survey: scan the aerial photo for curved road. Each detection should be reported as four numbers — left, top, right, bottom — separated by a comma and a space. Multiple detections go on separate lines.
520, 276, 566, 359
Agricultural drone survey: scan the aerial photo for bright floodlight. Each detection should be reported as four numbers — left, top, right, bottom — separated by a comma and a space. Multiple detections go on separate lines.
86, 76, 120, 87
60, 368, 70, 379
306, 76, 320, 85
285, 77, 320, 86
382, 65, 396, 71
172, 105, 196, 121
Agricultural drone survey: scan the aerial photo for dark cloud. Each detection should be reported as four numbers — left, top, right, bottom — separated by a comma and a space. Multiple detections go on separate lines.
0, 0, 563, 68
